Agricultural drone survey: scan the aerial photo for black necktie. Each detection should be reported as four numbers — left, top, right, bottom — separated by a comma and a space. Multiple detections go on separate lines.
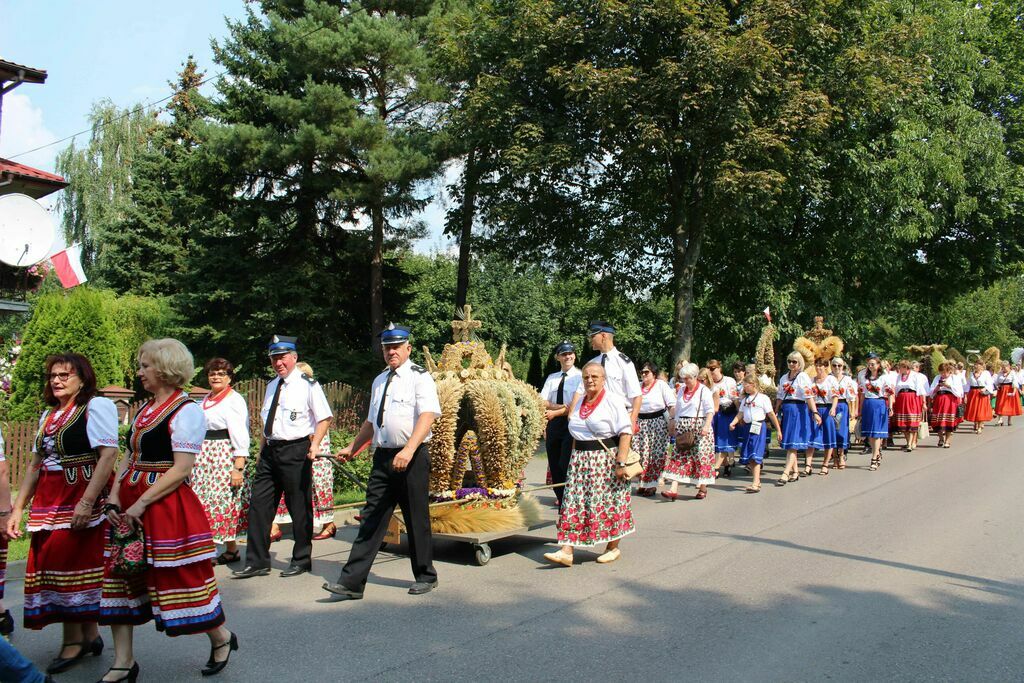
263, 378, 283, 438
556, 372, 567, 404
601, 354, 607, 367
376, 369, 396, 428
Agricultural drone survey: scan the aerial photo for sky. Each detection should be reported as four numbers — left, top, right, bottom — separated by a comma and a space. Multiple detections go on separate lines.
0, 0, 451, 254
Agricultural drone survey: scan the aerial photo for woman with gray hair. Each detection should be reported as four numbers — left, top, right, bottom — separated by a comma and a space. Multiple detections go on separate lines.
663, 362, 716, 500
773, 351, 817, 485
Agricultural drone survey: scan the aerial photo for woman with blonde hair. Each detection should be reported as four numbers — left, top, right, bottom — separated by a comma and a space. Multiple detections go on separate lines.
773, 352, 817, 485
830, 357, 858, 469
963, 358, 995, 432
891, 359, 927, 451
994, 360, 1021, 426
99, 338, 236, 681
729, 375, 782, 492
664, 362, 716, 500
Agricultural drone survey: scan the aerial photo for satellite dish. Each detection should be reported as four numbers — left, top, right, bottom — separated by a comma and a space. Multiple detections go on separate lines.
0, 193, 55, 267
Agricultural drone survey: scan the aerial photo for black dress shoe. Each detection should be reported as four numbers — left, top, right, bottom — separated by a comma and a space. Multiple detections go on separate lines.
280, 565, 310, 578
231, 566, 271, 579
0, 609, 13, 637
408, 580, 438, 595
201, 631, 238, 676
48, 636, 103, 674
322, 582, 363, 600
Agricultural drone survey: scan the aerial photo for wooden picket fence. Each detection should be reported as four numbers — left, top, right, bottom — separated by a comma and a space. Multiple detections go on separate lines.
1, 377, 369, 481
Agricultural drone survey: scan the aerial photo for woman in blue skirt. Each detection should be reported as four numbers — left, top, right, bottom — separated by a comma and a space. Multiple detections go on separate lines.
806, 358, 840, 475
730, 376, 782, 492
858, 353, 894, 471
831, 358, 859, 469
773, 352, 819, 485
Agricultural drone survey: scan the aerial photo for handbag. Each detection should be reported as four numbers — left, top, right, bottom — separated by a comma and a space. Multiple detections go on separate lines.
598, 439, 644, 480
918, 421, 929, 440
108, 517, 147, 576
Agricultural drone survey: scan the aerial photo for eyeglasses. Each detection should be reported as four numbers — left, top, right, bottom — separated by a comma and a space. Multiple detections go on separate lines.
831, 363, 843, 368
48, 372, 76, 382
208, 371, 230, 378
640, 370, 651, 375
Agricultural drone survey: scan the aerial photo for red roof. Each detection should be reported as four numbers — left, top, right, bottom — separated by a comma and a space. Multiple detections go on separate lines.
0, 158, 65, 184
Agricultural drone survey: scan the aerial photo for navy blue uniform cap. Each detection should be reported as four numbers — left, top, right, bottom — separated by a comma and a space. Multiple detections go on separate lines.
267, 335, 298, 355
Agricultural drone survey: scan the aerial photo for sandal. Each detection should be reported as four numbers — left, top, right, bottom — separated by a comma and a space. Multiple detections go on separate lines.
943, 442, 951, 449
818, 466, 829, 476
695, 489, 707, 500
775, 477, 788, 487
788, 473, 800, 482
745, 484, 761, 493
869, 457, 880, 471
803, 466, 813, 476
215, 550, 241, 565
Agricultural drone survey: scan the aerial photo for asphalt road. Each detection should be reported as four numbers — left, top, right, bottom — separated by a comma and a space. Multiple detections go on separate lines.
5, 422, 1023, 682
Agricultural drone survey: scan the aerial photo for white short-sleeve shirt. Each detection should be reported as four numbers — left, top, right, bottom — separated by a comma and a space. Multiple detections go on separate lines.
777, 371, 812, 401
35, 397, 119, 470
640, 379, 676, 414
739, 392, 774, 424
202, 389, 251, 459
169, 400, 207, 454
261, 367, 333, 441
810, 375, 840, 405
835, 375, 858, 400
367, 359, 442, 449
712, 376, 739, 410
675, 383, 715, 419
577, 348, 642, 410
967, 370, 994, 394
568, 392, 633, 441
930, 374, 964, 399
540, 367, 582, 406
859, 373, 893, 400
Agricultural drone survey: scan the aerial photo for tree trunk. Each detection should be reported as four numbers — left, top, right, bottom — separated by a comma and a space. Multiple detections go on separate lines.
670, 177, 705, 366
369, 199, 385, 350
455, 148, 480, 310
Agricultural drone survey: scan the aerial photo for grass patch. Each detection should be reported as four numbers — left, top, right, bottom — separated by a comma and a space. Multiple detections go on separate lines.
333, 489, 365, 507
7, 536, 29, 562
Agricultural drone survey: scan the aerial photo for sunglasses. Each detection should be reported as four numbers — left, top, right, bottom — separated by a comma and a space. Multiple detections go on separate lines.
787, 360, 799, 364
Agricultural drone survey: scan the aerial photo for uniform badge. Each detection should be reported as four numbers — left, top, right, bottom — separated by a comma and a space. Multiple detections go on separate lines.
290, 410, 298, 421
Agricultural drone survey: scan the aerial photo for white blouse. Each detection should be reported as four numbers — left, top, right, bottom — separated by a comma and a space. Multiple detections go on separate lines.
35, 397, 119, 471
967, 371, 994, 394
859, 373, 893, 400
893, 372, 927, 396
995, 371, 1021, 389
739, 392, 774, 424
810, 375, 840, 405
675, 383, 715, 419
835, 375, 859, 401
568, 392, 633, 441
168, 400, 207, 454
930, 374, 964, 399
202, 389, 251, 459
712, 376, 739, 409
640, 380, 677, 413
776, 371, 812, 401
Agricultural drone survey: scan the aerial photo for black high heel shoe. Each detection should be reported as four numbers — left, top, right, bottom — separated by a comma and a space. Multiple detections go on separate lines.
201, 631, 238, 676
48, 636, 104, 674
96, 661, 138, 683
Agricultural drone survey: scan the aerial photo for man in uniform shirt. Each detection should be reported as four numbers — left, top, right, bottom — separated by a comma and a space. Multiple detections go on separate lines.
323, 323, 441, 600
234, 335, 332, 579
539, 340, 581, 507
583, 321, 642, 428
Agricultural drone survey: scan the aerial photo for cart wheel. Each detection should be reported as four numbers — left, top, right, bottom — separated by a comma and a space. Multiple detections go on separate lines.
474, 543, 492, 566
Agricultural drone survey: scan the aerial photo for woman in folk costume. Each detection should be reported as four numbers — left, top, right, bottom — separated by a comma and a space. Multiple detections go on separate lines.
804, 359, 840, 475
773, 352, 817, 485
729, 375, 782, 493
192, 358, 251, 565
963, 359, 995, 433
543, 362, 634, 567
270, 362, 337, 542
993, 360, 1022, 426
707, 360, 740, 478
634, 361, 676, 497
858, 353, 894, 471
99, 339, 236, 681
929, 361, 963, 448
664, 362, 716, 500
830, 358, 858, 469
891, 359, 927, 452
7, 354, 118, 675
0, 426, 12, 639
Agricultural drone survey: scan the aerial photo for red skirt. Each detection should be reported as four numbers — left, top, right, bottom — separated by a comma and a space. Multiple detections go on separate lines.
930, 393, 960, 431
99, 466, 224, 636
994, 384, 1023, 417
963, 388, 994, 422
892, 392, 923, 429
24, 467, 109, 629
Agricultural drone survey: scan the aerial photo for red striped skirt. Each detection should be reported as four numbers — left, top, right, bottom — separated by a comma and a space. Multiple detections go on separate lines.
99, 466, 224, 636
930, 393, 960, 431
24, 467, 109, 628
892, 392, 923, 429
994, 384, 1023, 417
963, 388, 994, 422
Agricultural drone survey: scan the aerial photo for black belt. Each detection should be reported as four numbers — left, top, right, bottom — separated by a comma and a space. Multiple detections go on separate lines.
266, 436, 310, 447
782, 399, 804, 404
837, 398, 848, 404
897, 388, 916, 394
573, 439, 611, 452
639, 409, 665, 419
205, 429, 229, 440
718, 405, 738, 415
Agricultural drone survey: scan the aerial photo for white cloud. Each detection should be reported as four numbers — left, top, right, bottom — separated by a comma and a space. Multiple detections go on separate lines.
0, 91, 59, 174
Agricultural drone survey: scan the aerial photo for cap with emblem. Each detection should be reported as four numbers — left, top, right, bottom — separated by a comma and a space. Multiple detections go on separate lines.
553, 340, 576, 356
379, 322, 412, 345
587, 320, 615, 337
267, 334, 298, 356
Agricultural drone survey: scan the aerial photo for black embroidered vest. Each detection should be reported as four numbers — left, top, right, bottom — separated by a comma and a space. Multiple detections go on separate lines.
34, 403, 98, 468
127, 393, 192, 471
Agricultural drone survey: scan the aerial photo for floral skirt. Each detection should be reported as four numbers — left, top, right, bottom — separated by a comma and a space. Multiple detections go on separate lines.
635, 416, 670, 488
192, 438, 250, 543
964, 388, 993, 422
275, 439, 334, 528
994, 385, 1022, 417
892, 392, 923, 429
556, 447, 635, 548
930, 392, 960, 431
100, 466, 223, 636
664, 417, 716, 485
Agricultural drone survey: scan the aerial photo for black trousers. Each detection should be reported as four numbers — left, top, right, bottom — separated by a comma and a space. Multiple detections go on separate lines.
338, 443, 436, 590
245, 438, 313, 570
545, 417, 573, 505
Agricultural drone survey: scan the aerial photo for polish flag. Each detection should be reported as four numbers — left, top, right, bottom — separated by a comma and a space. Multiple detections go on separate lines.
50, 245, 88, 288
763, 306, 771, 323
